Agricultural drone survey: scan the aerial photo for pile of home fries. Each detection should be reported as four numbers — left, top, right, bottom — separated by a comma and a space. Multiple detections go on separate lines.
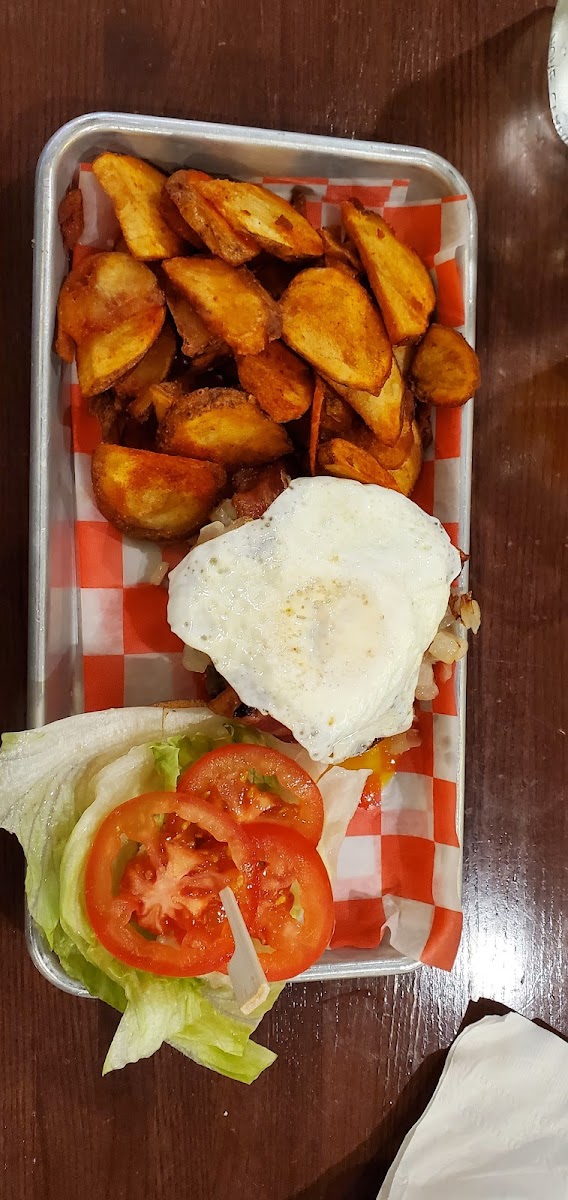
55, 153, 481, 542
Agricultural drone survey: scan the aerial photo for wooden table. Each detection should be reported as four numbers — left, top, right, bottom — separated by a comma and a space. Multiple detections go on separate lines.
0, 2, 566, 1196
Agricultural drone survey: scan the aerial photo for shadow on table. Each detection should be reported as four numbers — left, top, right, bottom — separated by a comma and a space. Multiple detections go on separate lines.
291, 998, 568, 1200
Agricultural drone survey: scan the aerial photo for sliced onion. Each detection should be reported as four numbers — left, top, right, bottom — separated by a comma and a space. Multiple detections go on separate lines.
437, 660, 454, 684
148, 560, 169, 586
194, 520, 227, 546
415, 658, 439, 701
209, 499, 237, 527
428, 629, 468, 665
182, 644, 211, 673
449, 590, 482, 633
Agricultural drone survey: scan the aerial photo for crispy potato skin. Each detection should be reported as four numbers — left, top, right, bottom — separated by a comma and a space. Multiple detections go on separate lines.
329, 357, 406, 447
388, 421, 423, 496
409, 324, 480, 407
237, 341, 313, 422
91, 443, 226, 540
341, 201, 435, 344
158, 387, 292, 468
114, 322, 176, 398
281, 266, 391, 393
93, 153, 184, 260
196, 179, 323, 260
163, 257, 281, 357
351, 412, 414, 470
318, 438, 402, 491
319, 386, 355, 440
309, 377, 325, 476
319, 226, 361, 275
58, 187, 84, 252
129, 380, 184, 423
159, 187, 204, 248
163, 281, 227, 363
165, 170, 259, 265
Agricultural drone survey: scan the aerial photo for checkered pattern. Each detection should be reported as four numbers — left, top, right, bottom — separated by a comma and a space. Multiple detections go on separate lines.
69, 166, 472, 970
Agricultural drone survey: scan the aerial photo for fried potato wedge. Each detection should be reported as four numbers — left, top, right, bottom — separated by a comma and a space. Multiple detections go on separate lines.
341, 201, 435, 343
92, 153, 184, 260
308, 381, 354, 473
237, 340, 313, 422
77, 307, 166, 398
320, 226, 361, 275
415, 401, 433, 451
164, 281, 228, 363
89, 392, 126, 443
55, 326, 76, 363
309, 377, 325, 476
114, 322, 177, 398
388, 421, 423, 496
352, 410, 414, 469
409, 323, 480, 407
163, 257, 281, 357
91, 443, 226, 541
165, 170, 259, 265
56, 251, 164, 349
197, 179, 323, 261
158, 387, 292, 468
331, 357, 406, 447
281, 267, 391, 392
393, 343, 414, 377
318, 438, 401, 491
58, 187, 84, 252
159, 188, 204, 249
319, 387, 355, 440
129, 380, 184, 423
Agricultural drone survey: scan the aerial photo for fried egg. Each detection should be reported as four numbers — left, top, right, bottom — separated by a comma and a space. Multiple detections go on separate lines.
167, 477, 461, 762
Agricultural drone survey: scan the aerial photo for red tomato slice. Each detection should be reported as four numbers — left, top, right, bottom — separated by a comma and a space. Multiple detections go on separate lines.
246, 824, 334, 981
178, 744, 324, 844
84, 792, 257, 977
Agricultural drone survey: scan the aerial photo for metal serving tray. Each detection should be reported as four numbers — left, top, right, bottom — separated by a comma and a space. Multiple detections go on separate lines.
28, 112, 477, 996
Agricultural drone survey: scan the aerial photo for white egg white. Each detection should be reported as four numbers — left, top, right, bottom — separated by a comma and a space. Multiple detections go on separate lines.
167, 477, 462, 763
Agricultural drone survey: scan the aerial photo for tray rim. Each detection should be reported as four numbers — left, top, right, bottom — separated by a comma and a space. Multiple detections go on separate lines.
28, 110, 477, 995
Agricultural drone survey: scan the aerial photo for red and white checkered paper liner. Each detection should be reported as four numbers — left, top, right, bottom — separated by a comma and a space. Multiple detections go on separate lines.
69, 165, 472, 970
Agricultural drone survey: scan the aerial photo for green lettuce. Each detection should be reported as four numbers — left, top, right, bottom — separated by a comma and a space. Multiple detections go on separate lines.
152, 733, 217, 790
0, 708, 280, 1083
151, 722, 272, 791
0, 706, 368, 1084
0, 708, 218, 944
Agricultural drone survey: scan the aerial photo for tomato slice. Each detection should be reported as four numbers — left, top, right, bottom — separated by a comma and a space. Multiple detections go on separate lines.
178, 744, 324, 844
84, 792, 257, 977
246, 824, 334, 981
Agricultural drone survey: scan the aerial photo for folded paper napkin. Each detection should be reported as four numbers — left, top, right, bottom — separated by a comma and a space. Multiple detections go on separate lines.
378, 1012, 568, 1199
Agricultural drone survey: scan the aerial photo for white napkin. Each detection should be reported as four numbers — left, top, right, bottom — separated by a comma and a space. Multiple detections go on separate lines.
378, 1013, 568, 1199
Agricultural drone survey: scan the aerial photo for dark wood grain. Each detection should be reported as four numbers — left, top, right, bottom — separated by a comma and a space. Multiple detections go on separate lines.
0, 1, 566, 1197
